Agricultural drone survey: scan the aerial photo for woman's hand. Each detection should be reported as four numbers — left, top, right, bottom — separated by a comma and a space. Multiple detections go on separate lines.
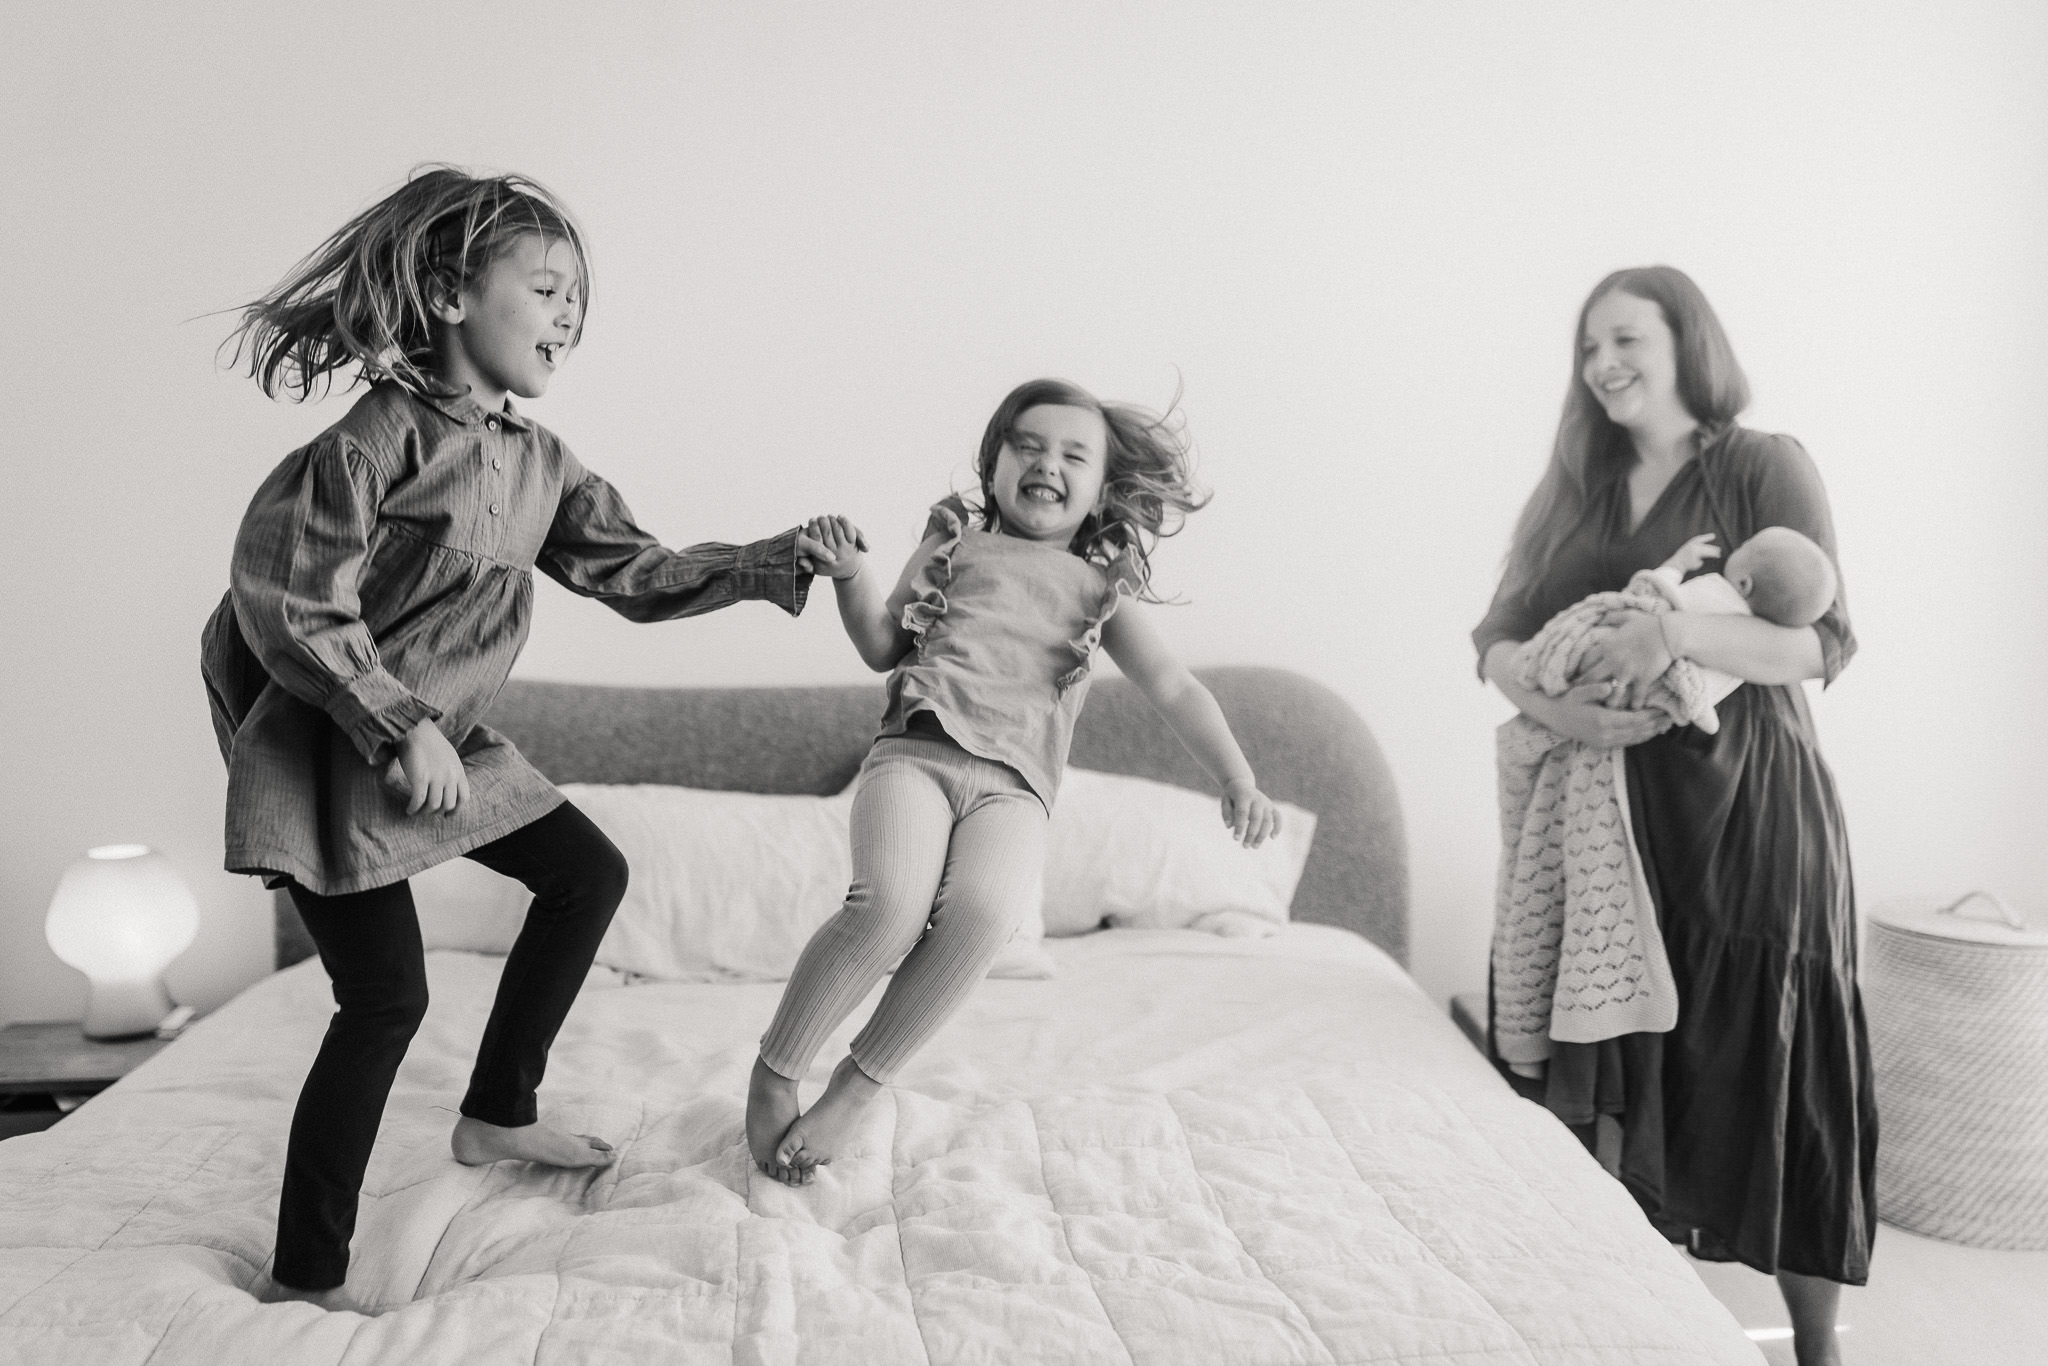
395, 719, 468, 816
1574, 608, 1674, 709
1530, 682, 1670, 749
1221, 779, 1281, 849
796, 515, 868, 580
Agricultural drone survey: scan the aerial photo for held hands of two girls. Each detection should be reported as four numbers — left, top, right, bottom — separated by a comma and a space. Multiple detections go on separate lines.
381, 512, 873, 821
796, 515, 868, 579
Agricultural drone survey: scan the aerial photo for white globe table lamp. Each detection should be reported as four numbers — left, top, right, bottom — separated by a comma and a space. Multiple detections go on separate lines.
44, 845, 199, 1039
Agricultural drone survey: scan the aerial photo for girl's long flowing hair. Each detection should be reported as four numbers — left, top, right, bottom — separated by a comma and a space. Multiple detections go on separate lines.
1498, 265, 1751, 608
223, 166, 591, 401
973, 378, 1210, 602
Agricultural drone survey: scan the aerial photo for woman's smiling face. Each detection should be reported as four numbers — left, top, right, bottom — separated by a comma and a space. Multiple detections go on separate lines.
988, 404, 1109, 544
1580, 289, 1688, 432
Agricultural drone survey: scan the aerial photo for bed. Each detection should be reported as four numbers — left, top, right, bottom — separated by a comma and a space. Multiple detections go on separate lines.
0, 667, 1762, 1364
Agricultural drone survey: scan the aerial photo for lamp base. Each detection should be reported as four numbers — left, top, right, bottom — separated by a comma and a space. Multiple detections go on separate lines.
81, 978, 177, 1040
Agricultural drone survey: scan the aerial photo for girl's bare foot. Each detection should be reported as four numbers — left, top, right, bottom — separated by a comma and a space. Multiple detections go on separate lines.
450, 1115, 615, 1168
773, 1054, 882, 1179
252, 1272, 349, 1308
747, 1055, 809, 1183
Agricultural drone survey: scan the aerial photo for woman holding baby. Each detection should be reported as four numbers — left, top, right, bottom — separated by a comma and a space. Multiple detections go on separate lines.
1474, 266, 1872, 1366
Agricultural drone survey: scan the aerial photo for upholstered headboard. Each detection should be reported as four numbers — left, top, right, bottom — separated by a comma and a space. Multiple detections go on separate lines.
276, 665, 1409, 967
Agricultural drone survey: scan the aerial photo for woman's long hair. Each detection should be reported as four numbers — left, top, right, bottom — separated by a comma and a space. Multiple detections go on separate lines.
223, 166, 591, 401
972, 378, 1210, 602
1498, 266, 1751, 606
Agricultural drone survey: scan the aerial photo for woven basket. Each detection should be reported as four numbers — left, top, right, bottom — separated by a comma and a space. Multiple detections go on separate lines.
1867, 891, 2048, 1248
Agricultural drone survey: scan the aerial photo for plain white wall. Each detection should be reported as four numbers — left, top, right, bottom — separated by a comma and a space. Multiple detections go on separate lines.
4, 2, 2044, 1024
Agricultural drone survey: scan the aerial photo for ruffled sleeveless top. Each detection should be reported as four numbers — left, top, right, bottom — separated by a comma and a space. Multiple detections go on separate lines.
879, 495, 1137, 809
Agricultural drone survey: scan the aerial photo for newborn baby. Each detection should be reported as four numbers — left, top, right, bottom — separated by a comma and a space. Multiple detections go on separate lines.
1630, 526, 1837, 729
1644, 524, 1838, 628
1513, 525, 1836, 737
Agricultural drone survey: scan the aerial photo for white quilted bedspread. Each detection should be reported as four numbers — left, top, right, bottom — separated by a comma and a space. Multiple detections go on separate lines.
0, 926, 1760, 1365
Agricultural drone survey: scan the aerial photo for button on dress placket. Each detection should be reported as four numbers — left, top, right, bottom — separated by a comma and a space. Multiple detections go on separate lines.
476, 416, 503, 586
485, 420, 501, 515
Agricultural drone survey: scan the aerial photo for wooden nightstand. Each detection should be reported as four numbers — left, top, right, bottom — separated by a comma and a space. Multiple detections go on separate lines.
0, 1022, 172, 1139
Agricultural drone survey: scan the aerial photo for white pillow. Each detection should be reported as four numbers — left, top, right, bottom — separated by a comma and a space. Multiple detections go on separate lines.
1041, 768, 1318, 937
409, 784, 1053, 982
410, 854, 527, 954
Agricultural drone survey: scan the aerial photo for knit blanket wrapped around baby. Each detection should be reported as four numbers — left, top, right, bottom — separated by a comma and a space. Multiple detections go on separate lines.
1491, 571, 1711, 1072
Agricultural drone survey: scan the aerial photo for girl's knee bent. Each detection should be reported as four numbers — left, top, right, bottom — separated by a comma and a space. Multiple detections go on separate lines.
579, 838, 630, 913
335, 975, 430, 1040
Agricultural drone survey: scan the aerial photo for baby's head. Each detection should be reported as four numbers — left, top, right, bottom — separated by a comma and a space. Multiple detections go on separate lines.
1725, 526, 1837, 626
974, 379, 1210, 596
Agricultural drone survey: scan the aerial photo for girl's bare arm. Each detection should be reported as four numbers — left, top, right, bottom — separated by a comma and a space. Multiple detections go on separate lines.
805, 518, 940, 673
1099, 604, 1278, 847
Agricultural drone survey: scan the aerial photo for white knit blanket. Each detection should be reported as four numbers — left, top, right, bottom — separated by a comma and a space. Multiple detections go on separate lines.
1491, 585, 1686, 1066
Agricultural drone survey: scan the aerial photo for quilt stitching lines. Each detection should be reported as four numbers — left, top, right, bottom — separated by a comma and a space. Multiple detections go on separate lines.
0, 1249, 89, 1326
89, 1127, 241, 1257
530, 1270, 568, 1366
133, 1283, 209, 1366
1027, 1094, 1137, 1366
1435, 1092, 1718, 1357
728, 1170, 743, 1364
888, 1087, 937, 1366
514, 1094, 658, 1356
407, 1157, 500, 1305
1163, 1088, 1340, 1366
1301, 1085, 1547, 1366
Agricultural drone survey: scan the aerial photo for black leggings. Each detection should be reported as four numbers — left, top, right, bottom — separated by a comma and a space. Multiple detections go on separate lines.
273, 801, 627, 1290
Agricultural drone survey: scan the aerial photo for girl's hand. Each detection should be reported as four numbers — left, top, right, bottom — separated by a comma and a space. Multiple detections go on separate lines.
396, 720, 468, 816
1574, 608, 1675, 710
1532, 682, 1669, 749
1221, 779, 1281, 849
1663, 533, 1720, 575
796, 515, 868, 580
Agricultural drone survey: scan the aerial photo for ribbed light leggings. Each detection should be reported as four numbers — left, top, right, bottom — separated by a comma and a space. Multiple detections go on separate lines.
758, 734, 1045, 1084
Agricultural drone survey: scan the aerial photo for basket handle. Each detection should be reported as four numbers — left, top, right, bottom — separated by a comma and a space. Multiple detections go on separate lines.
1935, 889, 2026, 930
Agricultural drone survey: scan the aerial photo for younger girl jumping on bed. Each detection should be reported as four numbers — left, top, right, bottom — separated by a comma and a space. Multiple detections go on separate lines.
202, 166, 846, 1293
746, 378, 1281, 1183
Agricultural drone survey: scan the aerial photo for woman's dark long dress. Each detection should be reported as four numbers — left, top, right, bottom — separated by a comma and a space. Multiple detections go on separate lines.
1473, 425, 1877, 1284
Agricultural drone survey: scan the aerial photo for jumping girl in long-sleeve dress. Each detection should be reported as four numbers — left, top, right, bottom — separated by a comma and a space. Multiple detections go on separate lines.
201, 166, 845, 1295
745, 378, 1281, 1184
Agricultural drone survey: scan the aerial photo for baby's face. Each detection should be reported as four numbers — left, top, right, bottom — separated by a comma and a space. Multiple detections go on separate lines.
1724, 539, 1761, 598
